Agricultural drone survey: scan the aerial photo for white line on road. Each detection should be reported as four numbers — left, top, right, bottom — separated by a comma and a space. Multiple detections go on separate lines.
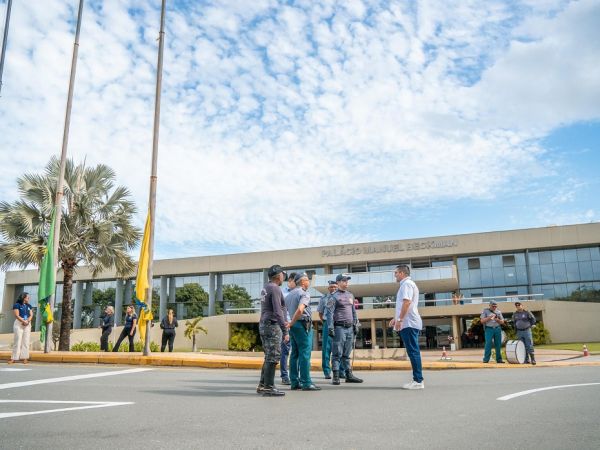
0, 368, 32, 372
0, 400, 133, 419
0, 368, 151, 390
497, 383, 600, 401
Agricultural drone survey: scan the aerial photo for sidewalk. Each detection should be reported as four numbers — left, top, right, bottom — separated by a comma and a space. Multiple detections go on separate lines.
2, 348, 600, 370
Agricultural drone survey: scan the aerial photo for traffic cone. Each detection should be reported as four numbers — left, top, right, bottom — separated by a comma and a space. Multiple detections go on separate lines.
583, 344, 589, 357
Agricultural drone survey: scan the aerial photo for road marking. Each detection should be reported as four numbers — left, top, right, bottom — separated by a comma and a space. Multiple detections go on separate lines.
0, 368, 32, 372
0, 400, 133, 419
0, 368, 151, 390
497, 383, 600, 401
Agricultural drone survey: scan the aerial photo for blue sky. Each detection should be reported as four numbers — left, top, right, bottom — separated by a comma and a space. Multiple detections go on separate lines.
0, 0, 599, 275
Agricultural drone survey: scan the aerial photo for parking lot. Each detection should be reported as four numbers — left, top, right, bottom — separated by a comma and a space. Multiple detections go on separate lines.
1, 364, 599, 449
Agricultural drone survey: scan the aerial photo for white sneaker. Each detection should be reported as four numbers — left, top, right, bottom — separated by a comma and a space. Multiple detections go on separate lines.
401, 381, 424, 390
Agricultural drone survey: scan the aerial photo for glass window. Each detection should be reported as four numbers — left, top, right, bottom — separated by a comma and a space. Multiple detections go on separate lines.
503, 267, 517, 284
492, 268, 506, 286
469, 270, 482, 287
514, 253, 526, 266
431, 260, 453, 267
502, 255, 516, 267
565, 262, 580, 282
480, 268, 493, 286
577, 248, 591, 261
516, 266, 529, 285
592, 261, 600, 279
552, 263, 567, 283
590, 247, 600, 261
540, 264, 554, 283
538, 251, 552, 265
554, 284, 567, 298
457, 258, 469, 271
579, 261, 594, 280
468, 258, 480, 270
551, 250, 565, 263
479, 256, 491, 269
564, 249, 578, 262
529, 264, 541, 284
528, 252, 539, 265
541, 285, 555, 299
491, 255, 503, 268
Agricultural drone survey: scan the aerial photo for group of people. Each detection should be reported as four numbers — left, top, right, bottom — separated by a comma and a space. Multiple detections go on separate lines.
257, 263, 425, 397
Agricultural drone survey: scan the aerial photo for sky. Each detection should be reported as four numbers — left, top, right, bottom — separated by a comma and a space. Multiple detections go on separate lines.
1, 0, 599, 284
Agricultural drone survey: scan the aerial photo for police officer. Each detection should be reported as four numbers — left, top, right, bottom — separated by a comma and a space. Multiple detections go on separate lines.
257, 265, 289, 397
326, 274, 363, 385
279, 272, 297, 385
317, 280, 337, 379
513, 301, 537, 364
287, 272, 320, 391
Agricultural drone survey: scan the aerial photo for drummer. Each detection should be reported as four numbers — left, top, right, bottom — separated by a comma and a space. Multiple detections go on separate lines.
480, 301, 506, 364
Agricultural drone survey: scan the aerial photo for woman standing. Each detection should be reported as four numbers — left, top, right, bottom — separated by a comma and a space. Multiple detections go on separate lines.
160, 309, 178, 352
8, 292, 33, 364
112, 306, 137, 352
99, 306, 115, 352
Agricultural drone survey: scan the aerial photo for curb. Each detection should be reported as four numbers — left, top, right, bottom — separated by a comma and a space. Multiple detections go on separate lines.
2, 352, 600, 370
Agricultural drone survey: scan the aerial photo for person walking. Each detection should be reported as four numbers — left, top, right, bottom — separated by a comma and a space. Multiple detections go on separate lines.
317, 280, 337, 379
513, 302, 537, 364
325, 274, 363, 385
389, 265, 424, 390
257, 265, 289, 397
279, 272, 296, 385
99, 306, 114, 352
481, 300, 506, 363
112, 305, 137, 352
287, 272, 320, 391
8, 292, 33, 364
160, 309, 179, 352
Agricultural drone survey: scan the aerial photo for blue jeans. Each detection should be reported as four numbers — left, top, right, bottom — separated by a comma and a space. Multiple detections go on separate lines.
280, 338, 291, 381
400, 327, 423, 383
289, 322, 313, 388
484, 326, 503, 362
517, 328, 534, 356
321, 320, 332, 376
332, 326, 354, 372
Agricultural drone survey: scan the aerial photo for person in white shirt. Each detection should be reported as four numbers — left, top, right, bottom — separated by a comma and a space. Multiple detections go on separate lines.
389, 265, 424, 390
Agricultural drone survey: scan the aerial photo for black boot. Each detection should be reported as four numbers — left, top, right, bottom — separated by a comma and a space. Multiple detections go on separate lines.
332, 370, 340, 386
257, 362, 266, 393
262, 363, 285, 397
345, 370, 363, 383
530, 352, 536, 365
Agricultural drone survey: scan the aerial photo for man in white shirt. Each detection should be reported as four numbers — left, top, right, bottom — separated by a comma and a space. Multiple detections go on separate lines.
389, 264, 424, 390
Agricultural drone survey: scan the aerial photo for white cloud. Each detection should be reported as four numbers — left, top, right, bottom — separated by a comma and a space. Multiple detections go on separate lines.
0, 0, 598, 259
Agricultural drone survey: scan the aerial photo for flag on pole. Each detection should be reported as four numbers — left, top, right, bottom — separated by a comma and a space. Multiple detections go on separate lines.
135, 211, 153, 342
38, 208, 56, 343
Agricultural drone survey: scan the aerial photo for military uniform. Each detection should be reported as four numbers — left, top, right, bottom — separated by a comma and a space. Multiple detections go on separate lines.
325, 286, 363, 385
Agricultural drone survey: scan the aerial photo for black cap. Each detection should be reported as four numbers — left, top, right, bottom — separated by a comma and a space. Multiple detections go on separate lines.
336, 274, 351, 282
327, 280, 337, 285
294, 272, 309, 283
268, 264, 285, 278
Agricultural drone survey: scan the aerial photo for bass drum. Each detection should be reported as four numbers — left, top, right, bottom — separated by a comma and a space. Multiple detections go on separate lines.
505, 339, 526, 364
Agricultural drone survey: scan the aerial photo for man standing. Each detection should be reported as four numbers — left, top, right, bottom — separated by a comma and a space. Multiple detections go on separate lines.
481, 300, 506, 364
326, 274, 363, 385
257, 265, 289, 397
279, 272, 296, 385
287, 273, 320, 391
317, 280, 337, 379
389, 265, 424, 390
99, 306, 114, 352
513, 302, 537, 365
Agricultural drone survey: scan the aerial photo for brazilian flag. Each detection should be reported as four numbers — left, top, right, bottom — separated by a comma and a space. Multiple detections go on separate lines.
38, 208, 56, 343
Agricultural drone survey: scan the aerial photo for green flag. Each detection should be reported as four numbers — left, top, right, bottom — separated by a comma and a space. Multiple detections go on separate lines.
38, 208, 57, 343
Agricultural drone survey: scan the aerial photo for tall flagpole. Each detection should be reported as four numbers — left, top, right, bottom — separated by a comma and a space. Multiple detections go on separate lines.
143, 0, 166, 356
0, 0, 13, 95
45, 0, 84, 353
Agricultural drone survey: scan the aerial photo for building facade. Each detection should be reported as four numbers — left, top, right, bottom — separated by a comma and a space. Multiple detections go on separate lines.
2, 222, 600, 349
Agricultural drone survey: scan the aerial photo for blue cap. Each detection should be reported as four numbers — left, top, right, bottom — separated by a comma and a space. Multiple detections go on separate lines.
268, 265, 286, 278
294, 272, 309, 283
336, 274, 351, 282
327, 280, 337, 285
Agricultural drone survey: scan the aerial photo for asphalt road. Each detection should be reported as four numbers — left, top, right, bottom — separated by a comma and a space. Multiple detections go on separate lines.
1, 364, 599, 449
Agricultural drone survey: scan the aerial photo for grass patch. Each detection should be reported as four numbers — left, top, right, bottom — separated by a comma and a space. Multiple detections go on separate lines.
536, 342, 600, 353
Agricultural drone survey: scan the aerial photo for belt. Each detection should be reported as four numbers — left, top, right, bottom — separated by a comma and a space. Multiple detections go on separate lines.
334, 321, 353, 328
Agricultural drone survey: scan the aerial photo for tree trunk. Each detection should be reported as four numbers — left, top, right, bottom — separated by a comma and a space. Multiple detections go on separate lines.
192, 335, 196, 352
58, 258, 76, 351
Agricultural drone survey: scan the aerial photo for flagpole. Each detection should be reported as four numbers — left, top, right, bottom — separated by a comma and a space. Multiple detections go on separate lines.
143, 0, 166, 356
44, 0, 85, 353
0, 0, 13, 95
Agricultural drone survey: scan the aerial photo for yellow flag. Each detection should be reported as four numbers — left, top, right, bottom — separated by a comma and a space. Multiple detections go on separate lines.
135, 212, 153, 343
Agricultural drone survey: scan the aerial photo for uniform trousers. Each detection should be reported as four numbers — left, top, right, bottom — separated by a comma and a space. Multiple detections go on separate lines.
113, 327, 136, 352
100, 328, 112, 352
483, 326, 503, 362
332, 326, 354, 372
289, 322, 313, 388
161, 330, 176, 352
12, 319, 31, 360
517, 328, 534, 356
321, 319, 332, 376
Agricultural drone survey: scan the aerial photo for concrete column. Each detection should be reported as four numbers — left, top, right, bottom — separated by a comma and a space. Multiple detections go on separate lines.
525, 249, 533, 295
216, 273, 223, 311
73, 281, 84, 329
371, 319, 377, 349
169, 277, 176, 302
84, 282, 93, 306
124, 280, 133, 305
159, 276, 168, 321
114, 279, 124, 326
177, 302, 185, 320
383, 324, 387, 348
93, 305, 101, 327
262, 269, 268, 285
452, 315, 461, 350
34, 306, 42, 332
208, 272, 216, 316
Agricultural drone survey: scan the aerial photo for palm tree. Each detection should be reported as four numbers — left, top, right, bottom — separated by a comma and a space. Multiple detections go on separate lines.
0, 157, 141, 350
184, 317, 208, 352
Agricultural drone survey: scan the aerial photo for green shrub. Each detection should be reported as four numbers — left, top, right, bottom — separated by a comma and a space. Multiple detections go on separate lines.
71, 341, 101, 352
70, 340, 159, 352
532, 322, 551, 345
229, 324, 260, 351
